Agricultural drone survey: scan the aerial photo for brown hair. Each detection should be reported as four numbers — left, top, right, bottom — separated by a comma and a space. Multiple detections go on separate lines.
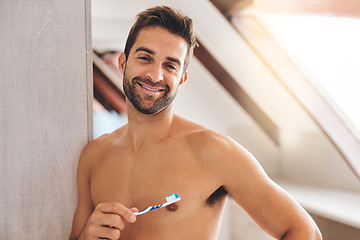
124, 6, 198, 73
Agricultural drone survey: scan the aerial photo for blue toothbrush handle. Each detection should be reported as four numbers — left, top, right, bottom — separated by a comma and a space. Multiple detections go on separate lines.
134, 204, 163, 215
133, 193, 181, 216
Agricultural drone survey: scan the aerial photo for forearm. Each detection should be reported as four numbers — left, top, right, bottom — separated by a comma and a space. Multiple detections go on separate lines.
69, 220, 86, 240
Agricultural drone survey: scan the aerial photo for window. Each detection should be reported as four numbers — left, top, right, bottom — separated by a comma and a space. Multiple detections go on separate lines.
262, 15, 360, 140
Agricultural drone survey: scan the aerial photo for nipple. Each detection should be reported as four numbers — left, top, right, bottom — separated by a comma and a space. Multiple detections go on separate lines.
166, 203, 178, 212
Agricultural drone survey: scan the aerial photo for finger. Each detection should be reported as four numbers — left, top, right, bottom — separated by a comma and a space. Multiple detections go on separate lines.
98, 225, 121, 240
97, 203, 136, 223
99, 214, 126, 230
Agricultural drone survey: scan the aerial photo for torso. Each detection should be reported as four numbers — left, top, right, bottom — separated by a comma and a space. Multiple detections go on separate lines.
88, 116, 228, 240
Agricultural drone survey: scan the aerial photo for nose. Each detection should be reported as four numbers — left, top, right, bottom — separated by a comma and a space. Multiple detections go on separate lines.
146, 63, 164, 83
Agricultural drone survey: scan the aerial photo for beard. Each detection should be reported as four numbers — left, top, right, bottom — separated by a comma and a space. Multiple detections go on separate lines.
123, 72, 178, 115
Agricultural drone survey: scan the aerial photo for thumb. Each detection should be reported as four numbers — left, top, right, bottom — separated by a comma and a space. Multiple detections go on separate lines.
130, 207, 139, 213
127, 207, 138, 223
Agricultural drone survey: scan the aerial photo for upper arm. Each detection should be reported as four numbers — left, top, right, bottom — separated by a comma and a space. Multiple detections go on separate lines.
223, 151, 300, 239
203, 133, 316, 239
69, 145, 95, 240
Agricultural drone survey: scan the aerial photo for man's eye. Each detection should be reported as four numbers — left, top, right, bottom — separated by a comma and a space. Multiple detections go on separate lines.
165, 64, 176, 71
139, 56, 150, 61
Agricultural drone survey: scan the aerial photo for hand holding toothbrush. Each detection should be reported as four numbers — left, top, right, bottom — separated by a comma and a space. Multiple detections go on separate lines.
77, 202, 138, 240
76, 193, 180, 240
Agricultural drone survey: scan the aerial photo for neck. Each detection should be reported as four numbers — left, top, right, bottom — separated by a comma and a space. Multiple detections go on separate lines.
126, 101, 176, 150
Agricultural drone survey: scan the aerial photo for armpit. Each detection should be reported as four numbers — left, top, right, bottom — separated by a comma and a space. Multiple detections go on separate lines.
206, 185, 229, 206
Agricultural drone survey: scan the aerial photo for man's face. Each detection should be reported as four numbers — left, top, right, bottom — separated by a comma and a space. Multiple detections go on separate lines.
119, 26, 188, 115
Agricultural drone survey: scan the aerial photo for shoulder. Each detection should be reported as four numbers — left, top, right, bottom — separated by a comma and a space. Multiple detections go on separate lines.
187, 128, 232, 152
177, 118, 259, 178
180, 122, 242, 159
78, 125, 127, 169
173, 117, 222, 147
175, 116, 248, 162
81, 132, 116, 158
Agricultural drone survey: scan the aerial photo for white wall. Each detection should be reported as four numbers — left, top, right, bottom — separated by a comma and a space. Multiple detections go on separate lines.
280, 130, 360, 192
0, 1, 92, 238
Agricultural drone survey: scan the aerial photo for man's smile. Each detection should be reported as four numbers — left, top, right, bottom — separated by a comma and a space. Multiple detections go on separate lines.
137, 82, 165, 92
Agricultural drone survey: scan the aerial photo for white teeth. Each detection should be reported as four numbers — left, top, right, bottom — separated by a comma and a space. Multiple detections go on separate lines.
140, 83, 162, 92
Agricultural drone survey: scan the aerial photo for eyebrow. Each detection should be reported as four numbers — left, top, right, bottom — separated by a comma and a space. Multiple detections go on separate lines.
135, 47, 154, 55
166, 56, 181, 66
135, 47, 182, 66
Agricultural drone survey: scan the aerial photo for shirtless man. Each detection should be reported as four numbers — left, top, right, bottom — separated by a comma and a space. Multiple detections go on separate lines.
69, 6, 322, 240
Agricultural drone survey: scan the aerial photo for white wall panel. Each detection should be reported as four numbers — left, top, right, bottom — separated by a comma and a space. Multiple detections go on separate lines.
0, 1, 92, 238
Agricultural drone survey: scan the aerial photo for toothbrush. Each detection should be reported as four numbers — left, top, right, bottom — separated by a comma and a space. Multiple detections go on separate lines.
133, 193, 181, 216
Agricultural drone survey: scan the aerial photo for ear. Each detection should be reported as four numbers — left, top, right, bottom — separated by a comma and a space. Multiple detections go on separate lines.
118, 52, 126, 75
178, 71, 188, 89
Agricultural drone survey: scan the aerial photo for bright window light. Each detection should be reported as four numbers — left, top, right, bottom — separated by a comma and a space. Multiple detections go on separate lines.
262, 14, 360, 138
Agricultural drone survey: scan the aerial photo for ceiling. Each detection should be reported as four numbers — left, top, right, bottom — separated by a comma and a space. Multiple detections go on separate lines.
91, 0, 360, 52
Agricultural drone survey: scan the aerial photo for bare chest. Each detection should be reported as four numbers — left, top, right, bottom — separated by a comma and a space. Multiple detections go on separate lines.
90, 143, 220, 212
89, 139, 228, 239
